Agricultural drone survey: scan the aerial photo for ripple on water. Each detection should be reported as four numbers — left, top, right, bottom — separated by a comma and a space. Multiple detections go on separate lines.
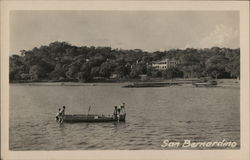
9, 85, 240, 150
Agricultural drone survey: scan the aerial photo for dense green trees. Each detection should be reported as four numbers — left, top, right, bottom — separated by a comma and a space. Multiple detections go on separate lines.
9, 42, 240, 82
162, 67, 184, 80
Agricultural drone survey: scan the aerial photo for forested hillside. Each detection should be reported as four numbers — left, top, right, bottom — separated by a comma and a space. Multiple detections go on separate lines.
10, 41, 240, 82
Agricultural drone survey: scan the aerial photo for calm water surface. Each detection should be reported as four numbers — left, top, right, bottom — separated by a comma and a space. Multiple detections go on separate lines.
10, 83, 240, 150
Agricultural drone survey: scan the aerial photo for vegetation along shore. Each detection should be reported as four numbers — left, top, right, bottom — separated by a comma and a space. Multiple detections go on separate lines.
10, 41, 240, 83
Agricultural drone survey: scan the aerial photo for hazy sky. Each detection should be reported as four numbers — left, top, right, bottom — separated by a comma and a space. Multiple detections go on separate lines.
10, 11, 239, 54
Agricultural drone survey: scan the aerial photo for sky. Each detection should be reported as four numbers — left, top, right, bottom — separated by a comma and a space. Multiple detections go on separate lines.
10, 11, 239, 54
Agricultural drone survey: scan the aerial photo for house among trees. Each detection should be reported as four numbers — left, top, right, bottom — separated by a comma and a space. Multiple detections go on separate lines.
151, 58, 179, 70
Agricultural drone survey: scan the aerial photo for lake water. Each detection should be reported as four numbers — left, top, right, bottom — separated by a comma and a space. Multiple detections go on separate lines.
9, 83, 240, 150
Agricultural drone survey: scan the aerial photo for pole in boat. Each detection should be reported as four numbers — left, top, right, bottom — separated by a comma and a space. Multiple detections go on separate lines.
123, 102, 126, 113
87, 105, 91, 119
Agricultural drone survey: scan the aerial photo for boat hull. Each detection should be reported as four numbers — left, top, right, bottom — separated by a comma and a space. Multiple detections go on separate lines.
193, 82, 217, 87
192, 79, 218, 87
123, 82, 178, 88
62, 114, 126, 123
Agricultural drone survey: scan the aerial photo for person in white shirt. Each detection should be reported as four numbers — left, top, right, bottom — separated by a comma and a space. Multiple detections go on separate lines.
55, 108, 62, 122
120, 103, 125, 114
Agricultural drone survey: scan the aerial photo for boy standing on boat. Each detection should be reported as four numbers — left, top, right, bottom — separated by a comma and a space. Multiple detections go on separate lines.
55, 108, 62, 122
61, 106, 66, 116
55, 106, 66, 123
120, 103, 126, 114
117, 104, 124, 121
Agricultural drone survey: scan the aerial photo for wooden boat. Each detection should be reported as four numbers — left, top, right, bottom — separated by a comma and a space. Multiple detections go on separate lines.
193, 80, 217, 87
56, 104, 127, 123
123, 82, 178, 88
61, 113, 126, 123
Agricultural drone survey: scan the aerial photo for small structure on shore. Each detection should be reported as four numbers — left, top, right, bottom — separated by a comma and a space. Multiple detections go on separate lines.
139, 74, 149, 81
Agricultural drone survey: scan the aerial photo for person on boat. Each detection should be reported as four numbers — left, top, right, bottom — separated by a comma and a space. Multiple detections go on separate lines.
117, 106, 122, 121
113, 106, 118, 119
117, 106, 121, 114
120, 103, 125, 114
61, 106, 66, 116
55, 108, 62, 122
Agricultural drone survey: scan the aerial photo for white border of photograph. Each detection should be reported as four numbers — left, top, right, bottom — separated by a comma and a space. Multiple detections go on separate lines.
1, 1, 249, 160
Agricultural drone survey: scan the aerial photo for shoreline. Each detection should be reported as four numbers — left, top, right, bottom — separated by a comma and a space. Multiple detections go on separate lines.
10, 79, 240, 88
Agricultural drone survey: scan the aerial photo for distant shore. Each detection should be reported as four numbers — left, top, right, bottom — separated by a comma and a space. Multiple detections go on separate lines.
10, 78, 240, 88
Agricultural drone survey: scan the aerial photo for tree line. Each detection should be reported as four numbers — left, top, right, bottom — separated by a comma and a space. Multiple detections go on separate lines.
9, 41, 240, 82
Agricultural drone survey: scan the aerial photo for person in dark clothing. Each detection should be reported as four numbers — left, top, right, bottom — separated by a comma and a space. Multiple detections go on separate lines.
117, 106, 121, 121
61, 106, 66, 116
117, 107, 121, 115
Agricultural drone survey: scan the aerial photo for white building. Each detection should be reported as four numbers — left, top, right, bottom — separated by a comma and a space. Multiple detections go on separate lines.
151, 58, 179, 70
